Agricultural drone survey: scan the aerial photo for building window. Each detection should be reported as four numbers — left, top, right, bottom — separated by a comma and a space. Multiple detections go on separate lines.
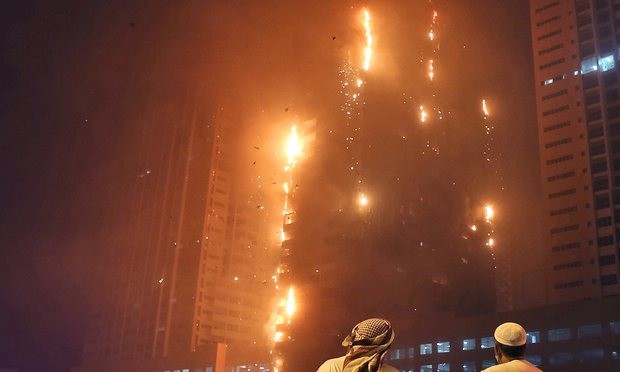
526, 355, 542, 367
578, 349, 604, 363
578, 324, 602, 339
527, 331, 541, 344
596, 216, 612, 227
436, 341, 450, 353
420, 365, 432, 372
551, 242, 580, 252
554, 280, 584, 289
599, 254, 617, 266
597, 235, 614, 246
601, 274, 618, 286
599, 55, 615, 71
420, 343, 432, 355
596, 195, 610, 209
481, 360, 495, 369
408, 347, 415, 358
462, 361, 476, 372
610, 321, 620, 334
462, 338, 475, 351
480, 337, 494, 349
548, 328, 572, 341
437, 363, 450, 372
549, 352, 573, 365
582, 56, 598, 74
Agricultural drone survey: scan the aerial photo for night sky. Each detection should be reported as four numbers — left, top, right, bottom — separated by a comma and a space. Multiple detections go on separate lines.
0, 1, 538, 371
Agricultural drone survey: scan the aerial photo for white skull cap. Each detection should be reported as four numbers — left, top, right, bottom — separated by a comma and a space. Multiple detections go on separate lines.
494, 322, 527, 346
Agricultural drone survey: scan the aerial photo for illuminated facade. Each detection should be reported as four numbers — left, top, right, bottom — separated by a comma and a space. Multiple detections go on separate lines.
78, 105, 273, 368
530, 0, 620, 304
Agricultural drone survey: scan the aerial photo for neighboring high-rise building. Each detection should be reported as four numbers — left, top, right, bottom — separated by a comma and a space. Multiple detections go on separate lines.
530, 0, 620, 304
78, 103, 273, 370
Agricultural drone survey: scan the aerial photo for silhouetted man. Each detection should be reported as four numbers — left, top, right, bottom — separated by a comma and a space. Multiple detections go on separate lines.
483, 322, 541, 371
316, 318, 398, 372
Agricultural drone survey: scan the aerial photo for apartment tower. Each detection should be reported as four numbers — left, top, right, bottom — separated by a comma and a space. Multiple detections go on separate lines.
530, 0, 620, 304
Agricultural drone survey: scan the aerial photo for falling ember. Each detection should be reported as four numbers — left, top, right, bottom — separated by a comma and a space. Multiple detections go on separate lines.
419, 105, 428, 123
428, 59, 435, 81
362, 8, 373, 71
482, 99, 490, 118
356, 78, 363, 88
486, 238, 495, 247
484, 204, 494, 223
285, 286, 296, 321
358, 193, 369, 207
470, 225, 477, 232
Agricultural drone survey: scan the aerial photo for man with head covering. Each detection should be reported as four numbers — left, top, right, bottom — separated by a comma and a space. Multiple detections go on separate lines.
316, 318, 398, 372
482, 322, 541, 371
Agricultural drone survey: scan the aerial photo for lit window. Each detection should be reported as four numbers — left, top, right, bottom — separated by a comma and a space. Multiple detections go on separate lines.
526, 331, 541, 344
544, 78, 554, 85
437, 363, 450, 372
420, 343, 432, 355
462, 338, 475, 350
578, 324, 602, 338
548, 328, 572, 341
581, 56, 598, 74
436, 341, 450, 353
480, 336, 494, 349
574, 70, 580, 76
462, 361, 476, 372
420, 365, 432, 372
599, 55, 615, 72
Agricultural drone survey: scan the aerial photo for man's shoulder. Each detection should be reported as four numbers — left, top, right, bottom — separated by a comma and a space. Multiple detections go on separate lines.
316, 356, 345, 372
482, 359, 542, 372
381, 363, 400, 372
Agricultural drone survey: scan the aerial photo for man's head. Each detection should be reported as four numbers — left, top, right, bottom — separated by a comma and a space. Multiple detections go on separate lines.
341, 318, 394, 371
493, 322, 527, 363
342, 318, 394, 347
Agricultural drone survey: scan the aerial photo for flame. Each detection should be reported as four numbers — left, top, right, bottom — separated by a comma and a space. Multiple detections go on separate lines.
285, 286, 296, 320
286, 126, 303, 169
482, 99, 490, 118
362, 8, 373, 71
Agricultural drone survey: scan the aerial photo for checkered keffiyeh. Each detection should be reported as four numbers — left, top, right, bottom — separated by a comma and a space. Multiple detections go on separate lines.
341, 318, 395, 372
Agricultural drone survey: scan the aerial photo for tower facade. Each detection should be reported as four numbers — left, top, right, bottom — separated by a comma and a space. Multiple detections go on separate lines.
530, 0, 620, 304
80, 104, 273, 368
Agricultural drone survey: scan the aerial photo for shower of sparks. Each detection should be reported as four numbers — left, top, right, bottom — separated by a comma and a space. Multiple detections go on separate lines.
429, 10, 438, 41
362, 8, 373, 71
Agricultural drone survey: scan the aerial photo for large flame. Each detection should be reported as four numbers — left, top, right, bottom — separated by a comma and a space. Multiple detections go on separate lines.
286, 126, 303, 170
362, 8, 373, 71
285, 286, 296, 321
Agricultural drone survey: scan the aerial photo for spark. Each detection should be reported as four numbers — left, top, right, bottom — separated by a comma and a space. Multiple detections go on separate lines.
470, 225, 477, 232
486, 238, 495, 247
362, 8, 373, 71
